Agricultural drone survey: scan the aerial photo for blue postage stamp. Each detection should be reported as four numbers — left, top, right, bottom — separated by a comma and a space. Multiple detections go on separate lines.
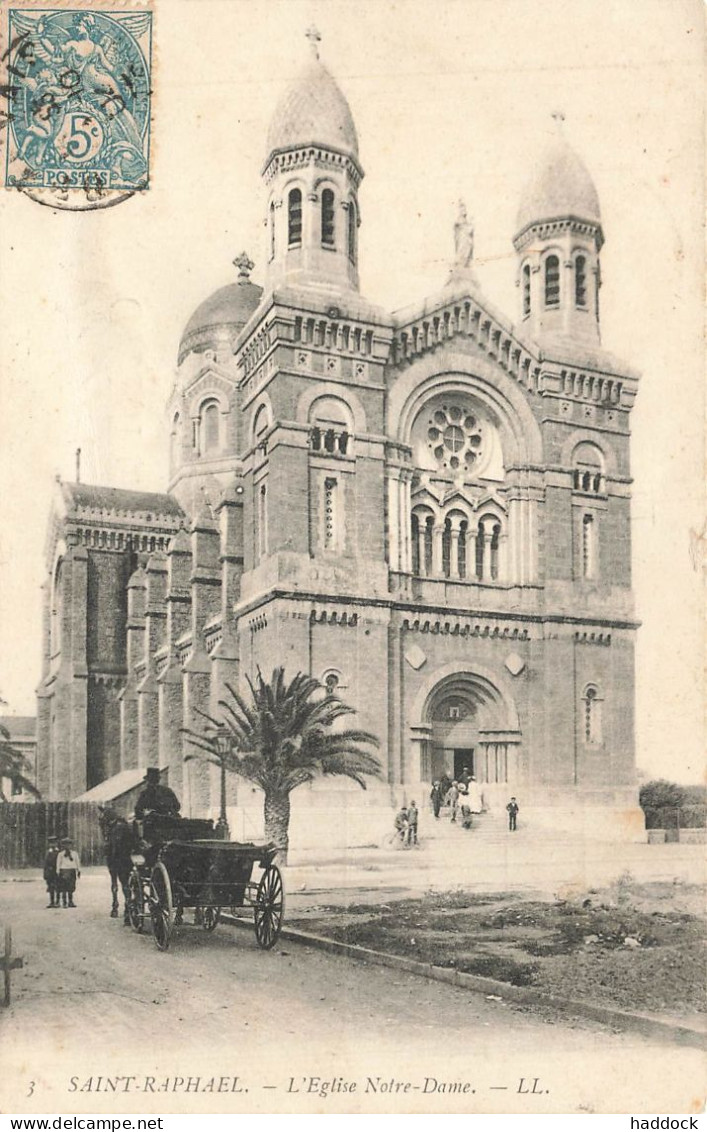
5, 8, 151, 200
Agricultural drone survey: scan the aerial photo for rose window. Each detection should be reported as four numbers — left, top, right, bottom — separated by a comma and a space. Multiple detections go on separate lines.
427, 405, 483, 472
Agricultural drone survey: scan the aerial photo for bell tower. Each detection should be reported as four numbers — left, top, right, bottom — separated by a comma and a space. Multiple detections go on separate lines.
513, 116, 603, 351
262, 28, 363, 296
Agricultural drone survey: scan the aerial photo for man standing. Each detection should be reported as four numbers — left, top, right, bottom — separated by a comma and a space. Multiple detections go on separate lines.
506, 797, 519, 832
134, 767, 181, 820
43, 836, 60, 908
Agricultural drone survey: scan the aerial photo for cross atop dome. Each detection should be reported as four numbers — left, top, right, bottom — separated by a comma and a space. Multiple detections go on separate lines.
233, 252, 254, 280
305, 24, 321, 59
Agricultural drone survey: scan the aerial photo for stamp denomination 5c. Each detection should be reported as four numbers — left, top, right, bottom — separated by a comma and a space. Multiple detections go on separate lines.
3, 5, 152, 209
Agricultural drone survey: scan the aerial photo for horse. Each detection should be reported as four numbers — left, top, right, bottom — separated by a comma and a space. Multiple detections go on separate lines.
98, 806, 134, 924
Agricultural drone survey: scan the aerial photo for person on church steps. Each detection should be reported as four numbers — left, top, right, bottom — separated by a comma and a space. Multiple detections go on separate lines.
43, 835, 60, 908
447, 781, 460, 823
438, 773, 452, 803
506, 797, 519, 832
430, 781, 443, 819
134, 767, 181, 820
406, 800, 419, 846
394, 805, 409, 845
55, 837, 80, 907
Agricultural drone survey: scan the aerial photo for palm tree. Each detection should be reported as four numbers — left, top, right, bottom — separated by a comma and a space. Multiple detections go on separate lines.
0, 722, 40, 802
182, 667, 381, 863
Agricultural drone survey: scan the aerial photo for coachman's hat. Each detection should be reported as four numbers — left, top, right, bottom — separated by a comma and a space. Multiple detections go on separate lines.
143, 767, 160, 783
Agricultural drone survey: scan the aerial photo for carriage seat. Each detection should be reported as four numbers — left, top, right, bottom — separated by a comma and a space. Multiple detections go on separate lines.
136, 814, 215, 846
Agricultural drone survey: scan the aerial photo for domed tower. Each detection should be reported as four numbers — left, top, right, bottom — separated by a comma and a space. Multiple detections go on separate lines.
167, 253, 262, 516
513, 117, 603, 351
262, 27, 363, 295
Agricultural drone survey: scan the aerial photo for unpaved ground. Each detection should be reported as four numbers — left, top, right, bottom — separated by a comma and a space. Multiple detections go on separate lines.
291, 881, 707, 1018
0, 872, 700, 1115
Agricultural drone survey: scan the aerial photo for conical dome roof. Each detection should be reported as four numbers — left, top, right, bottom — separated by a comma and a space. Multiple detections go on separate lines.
265, 37, 359, 164
516, 134, 601, 237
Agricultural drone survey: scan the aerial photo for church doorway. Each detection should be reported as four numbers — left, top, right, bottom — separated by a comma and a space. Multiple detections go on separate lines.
420, 670, 521, 789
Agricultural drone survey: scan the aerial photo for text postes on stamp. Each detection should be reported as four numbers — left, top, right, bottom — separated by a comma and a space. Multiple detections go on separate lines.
4, 6, 151, 209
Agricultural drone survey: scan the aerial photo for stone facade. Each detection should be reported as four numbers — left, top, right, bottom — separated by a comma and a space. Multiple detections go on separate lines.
36, 35, 642, 840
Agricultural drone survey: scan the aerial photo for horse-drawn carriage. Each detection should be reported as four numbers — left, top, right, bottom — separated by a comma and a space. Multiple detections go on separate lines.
118, 815, 284, 952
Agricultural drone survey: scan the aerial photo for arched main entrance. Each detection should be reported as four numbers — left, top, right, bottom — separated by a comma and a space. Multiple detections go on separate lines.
410, 667, 521, 790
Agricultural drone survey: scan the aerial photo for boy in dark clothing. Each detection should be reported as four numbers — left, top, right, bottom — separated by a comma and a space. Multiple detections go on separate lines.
506, 797, 519, 831
43, 836, 60, 908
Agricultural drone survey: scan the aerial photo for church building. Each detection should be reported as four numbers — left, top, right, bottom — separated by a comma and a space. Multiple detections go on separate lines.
36, 31, 642, 841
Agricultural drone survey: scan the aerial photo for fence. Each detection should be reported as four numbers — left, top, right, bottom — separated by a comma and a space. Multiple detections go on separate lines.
0, 802, 104, 868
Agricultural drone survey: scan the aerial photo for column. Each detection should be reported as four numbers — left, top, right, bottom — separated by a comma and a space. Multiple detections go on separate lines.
416, 522, 426, 577
468, 528, 478, 580
432, 524, 444, 575
482, 525, 493, 581
449, 521, 461, 580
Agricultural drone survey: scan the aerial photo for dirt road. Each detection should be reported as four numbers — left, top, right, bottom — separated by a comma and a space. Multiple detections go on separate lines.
0, 872, 701, 1114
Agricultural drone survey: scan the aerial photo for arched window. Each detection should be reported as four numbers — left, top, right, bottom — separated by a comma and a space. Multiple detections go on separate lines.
573, 441, 605, 495
347, 200, 356, 261
411, 513, 420, 575
490, 522, 501, 580
582, 513, 596, 579
458, 520, 468, 579
411, 510, 434, 576
583, 685, 602, 744
321, 188, 335, 247
201, 401, 220, 453
544, 255, 560, 308
442, 518, 452, 578
269, 202, 275, 260
522, 263, 531, 317
575, 255, 587, 307
288, 188, 302, 246
476, 515, 503, 581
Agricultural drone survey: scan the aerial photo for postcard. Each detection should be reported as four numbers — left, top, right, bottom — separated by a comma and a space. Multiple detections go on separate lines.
0, 0, 704, 1116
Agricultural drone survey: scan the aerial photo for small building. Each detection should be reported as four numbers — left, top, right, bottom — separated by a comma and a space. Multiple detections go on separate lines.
0, 715, 37, 801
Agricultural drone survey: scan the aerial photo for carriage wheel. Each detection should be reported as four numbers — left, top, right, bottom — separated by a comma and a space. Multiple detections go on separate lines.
127, 869, 145, 934
253, 864, 284, 950
202, 906, 221, 932
149, 861, 174, 951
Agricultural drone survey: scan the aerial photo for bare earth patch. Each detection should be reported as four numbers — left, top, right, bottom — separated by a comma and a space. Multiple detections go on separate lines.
290, 881, 706, 1019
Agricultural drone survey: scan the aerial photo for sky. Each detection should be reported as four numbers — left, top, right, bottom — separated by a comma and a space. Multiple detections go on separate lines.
0, 0, 703, 781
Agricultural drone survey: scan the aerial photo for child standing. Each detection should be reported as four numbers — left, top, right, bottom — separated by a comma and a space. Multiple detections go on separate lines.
55, 837, 81, 907
43, 836, 60, 908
